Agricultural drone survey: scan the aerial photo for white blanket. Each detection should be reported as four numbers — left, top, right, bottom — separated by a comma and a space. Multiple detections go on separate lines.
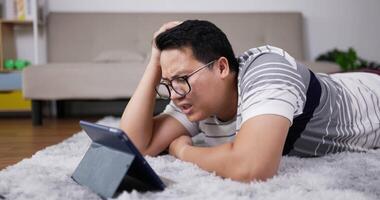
0, 117, 379, 200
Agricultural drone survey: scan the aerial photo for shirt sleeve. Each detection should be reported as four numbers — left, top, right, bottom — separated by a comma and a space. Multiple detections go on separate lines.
160, 101, 200, 136
239, 53, 307, 125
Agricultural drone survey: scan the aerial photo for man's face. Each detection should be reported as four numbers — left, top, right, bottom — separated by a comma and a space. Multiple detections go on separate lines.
160, 47, 218, 122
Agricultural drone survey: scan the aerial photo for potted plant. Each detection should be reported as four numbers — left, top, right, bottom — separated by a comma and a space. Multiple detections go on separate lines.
316, 48, 380, 71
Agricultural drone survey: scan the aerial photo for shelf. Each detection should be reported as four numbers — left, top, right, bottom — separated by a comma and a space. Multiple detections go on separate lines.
0, 19, 33, 24
0, 69, 24, 73
0, 19, 37, 72
0, 71, 22, 91
0, 0, 39, 113
0, 90, 31, 112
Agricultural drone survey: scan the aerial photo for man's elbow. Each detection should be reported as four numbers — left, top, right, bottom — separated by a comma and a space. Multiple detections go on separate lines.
118, 125, 153, 156
141, 148, 156, 157
229, 164, 277, 183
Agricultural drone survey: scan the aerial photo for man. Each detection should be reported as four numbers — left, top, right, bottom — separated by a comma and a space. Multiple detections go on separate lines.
120, 20, 380, 182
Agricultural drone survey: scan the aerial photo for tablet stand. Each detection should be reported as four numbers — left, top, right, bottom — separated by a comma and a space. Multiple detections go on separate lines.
72, 142, 157, 198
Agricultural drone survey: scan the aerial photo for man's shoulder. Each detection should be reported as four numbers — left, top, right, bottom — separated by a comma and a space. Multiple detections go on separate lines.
238, 53, 299, 80
238, 46, 297, 72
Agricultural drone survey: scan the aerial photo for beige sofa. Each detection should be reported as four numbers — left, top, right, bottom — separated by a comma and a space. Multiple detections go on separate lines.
22, 12, 339, 125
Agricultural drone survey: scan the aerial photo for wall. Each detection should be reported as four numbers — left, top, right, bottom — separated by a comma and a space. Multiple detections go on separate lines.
17, 0, 380, 63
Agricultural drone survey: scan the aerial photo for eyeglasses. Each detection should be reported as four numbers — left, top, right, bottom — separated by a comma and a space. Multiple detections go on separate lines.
155, 60, 216, 99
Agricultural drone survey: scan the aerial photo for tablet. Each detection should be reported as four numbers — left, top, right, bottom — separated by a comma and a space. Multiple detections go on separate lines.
72, 120, 170, 198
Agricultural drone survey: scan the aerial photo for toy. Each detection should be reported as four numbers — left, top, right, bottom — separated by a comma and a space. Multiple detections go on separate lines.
3, 59, 31, 70
4, 59, 15, 70
14, 59, 30, 70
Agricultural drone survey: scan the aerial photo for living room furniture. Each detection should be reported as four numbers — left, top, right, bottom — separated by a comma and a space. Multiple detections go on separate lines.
0, 19, 35, 112
0, 19, 38, 71
22, 12, 340, 125
0, 71, 31, 112
0, 0, 42, 113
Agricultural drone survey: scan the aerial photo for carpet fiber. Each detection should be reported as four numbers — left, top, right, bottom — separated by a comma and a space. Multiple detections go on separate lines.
1, 117, 379, 200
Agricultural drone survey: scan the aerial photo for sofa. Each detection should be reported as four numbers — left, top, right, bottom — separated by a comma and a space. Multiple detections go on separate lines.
22, 12, 340, 125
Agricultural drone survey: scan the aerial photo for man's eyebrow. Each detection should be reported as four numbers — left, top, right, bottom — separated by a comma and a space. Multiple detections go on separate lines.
162, 72, 187, 81
171, 74, 184, 79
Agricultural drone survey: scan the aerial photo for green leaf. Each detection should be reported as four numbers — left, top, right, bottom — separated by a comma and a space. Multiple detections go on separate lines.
316, 47, 380, 71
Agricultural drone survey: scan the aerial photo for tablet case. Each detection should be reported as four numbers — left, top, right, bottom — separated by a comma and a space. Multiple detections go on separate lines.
72, 121, 166, 198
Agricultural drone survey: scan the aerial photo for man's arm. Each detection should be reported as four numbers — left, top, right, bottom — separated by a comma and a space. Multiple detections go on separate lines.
120, 21, 186, 156
169, 114, 290, 182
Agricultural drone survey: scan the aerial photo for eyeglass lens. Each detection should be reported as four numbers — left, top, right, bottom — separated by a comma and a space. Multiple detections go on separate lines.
156, 78, 190, 99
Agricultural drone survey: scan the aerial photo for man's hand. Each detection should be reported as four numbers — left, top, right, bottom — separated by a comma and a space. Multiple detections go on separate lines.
149, 21, 182, 67
169, 135, 192, 159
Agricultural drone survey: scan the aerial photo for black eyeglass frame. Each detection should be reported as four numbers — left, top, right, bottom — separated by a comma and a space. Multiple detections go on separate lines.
155, 60, 217, 99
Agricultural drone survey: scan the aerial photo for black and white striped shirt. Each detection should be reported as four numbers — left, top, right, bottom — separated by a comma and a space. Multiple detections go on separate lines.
162, 45, 380, 157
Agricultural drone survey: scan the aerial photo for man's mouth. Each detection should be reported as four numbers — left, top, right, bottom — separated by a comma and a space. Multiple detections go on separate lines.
180, 104, 193, 114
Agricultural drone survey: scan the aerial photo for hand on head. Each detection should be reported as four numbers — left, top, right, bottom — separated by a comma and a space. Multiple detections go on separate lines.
150, 21, 183, 64
153, 21, 183, 46
148, 21, 183, 83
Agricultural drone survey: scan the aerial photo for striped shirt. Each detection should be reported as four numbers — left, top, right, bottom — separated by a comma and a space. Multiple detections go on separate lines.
162, 45, 380, 157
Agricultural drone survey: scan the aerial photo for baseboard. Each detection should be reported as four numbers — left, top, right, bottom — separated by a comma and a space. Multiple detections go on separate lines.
52, 99, 170, 117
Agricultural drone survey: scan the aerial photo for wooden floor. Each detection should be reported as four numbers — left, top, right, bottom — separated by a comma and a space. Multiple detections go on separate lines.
0, 117, 100, 170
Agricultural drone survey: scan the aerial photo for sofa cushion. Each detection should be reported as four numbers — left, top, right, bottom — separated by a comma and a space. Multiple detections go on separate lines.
22, 62, 146, 99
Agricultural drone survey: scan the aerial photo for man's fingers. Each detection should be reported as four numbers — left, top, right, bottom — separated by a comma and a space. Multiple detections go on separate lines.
168, 21, 182, 27
163, 21, 182, 30
153, 21, 183, 38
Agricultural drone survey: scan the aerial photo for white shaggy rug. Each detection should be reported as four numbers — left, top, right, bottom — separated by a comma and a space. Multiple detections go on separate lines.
0, 117, 379, 200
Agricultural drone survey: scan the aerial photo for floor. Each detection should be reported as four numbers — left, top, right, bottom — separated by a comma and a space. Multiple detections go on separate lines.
0, 117, 100, 170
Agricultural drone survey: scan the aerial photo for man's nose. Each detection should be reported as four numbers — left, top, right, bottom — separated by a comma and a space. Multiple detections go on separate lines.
170, 88, 184, 100
170, 92, 182, 100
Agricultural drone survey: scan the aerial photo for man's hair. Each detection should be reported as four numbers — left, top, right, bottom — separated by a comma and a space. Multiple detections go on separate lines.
155, 20, 239, 73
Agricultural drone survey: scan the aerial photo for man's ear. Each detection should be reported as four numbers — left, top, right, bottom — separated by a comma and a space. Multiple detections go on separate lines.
216, 57, 230, 79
